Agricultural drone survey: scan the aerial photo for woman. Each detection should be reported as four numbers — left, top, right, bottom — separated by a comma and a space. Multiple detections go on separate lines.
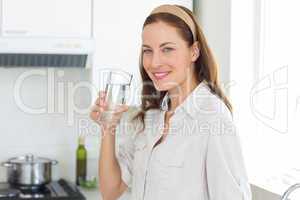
90, 4, 252, 200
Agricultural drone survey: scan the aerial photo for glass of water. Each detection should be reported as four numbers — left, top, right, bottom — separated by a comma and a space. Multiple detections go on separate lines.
100, 70, 133, 123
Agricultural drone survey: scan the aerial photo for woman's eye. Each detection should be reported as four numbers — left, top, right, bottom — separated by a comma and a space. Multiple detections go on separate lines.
162, 47, 174, 53
143, 49, 152, 54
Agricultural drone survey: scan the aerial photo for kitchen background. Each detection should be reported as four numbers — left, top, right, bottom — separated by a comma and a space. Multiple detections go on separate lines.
0, 0, 299, 199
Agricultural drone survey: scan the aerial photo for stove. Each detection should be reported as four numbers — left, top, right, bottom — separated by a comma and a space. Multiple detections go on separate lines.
0, 179, 86, 199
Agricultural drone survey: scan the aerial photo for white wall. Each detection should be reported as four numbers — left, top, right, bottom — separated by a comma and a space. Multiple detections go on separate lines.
194, 0, 231, 90
0, 68, 92, 182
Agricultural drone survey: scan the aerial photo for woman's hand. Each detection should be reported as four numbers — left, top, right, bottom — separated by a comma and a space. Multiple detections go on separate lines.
90, 91, 129, 135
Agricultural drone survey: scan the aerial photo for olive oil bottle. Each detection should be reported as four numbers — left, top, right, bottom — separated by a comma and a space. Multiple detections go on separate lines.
76, 135, 87, 185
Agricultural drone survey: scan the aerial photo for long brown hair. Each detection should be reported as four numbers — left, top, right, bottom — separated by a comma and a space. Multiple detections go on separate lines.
132, 5, 233, 130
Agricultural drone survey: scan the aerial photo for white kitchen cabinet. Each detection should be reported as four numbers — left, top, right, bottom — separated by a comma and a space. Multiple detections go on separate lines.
1, 0, 92, 38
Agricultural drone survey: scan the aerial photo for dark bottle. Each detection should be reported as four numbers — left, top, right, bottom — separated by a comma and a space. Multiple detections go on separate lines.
76, 135, 87, 185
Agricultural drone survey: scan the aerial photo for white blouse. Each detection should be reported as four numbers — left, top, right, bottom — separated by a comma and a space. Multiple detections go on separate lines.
115, 81, 252, 200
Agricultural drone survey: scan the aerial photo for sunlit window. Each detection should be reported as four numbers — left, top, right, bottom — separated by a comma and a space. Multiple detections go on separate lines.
231, 0, 300, 193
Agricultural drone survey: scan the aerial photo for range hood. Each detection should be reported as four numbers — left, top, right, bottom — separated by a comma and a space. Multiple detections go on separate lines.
0, 0, 95, 68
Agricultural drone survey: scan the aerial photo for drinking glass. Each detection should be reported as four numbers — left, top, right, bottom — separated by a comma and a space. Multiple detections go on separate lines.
99, 70, 133, 123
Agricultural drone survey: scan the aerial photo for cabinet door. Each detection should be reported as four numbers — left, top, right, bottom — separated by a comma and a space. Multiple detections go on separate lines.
2, 0, 92, 37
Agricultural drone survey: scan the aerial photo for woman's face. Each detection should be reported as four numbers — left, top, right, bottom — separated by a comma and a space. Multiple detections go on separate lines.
142, 21, 198, 92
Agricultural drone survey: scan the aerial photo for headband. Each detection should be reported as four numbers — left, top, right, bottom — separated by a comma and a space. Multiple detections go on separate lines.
150, 4, 197, 41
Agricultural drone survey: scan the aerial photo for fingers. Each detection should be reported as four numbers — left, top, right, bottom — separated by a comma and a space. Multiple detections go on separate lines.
90, 104, 103, 113
90, 90, 129, 128
89, 105, 101, 121
114, 105, 129, 113
99, 90, 106, 97
89, 108, 99, 121
95, 91, 106, 106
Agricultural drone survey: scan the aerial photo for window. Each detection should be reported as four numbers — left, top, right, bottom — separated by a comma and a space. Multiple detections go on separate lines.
231, 0, 300, 194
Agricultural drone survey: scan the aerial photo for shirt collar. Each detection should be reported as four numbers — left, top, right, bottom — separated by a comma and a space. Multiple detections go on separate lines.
160, 80, 211, 119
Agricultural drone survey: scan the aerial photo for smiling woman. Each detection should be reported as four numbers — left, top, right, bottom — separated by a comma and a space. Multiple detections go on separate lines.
91, 4, 252, 200
135, 5, 233, 125
142, 22, 198, 92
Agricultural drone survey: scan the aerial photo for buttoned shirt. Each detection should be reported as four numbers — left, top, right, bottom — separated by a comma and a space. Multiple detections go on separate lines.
115, 81, 252, 200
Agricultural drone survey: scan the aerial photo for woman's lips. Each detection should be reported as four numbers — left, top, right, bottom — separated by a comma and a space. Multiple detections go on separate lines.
153, 72, 170, 80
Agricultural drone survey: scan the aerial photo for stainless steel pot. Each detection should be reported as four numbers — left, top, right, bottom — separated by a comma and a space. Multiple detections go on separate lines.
1, 154, 58, 186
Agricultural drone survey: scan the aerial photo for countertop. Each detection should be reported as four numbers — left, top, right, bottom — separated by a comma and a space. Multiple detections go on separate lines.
79, 187, 101, 200
79, 187, 131, 200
